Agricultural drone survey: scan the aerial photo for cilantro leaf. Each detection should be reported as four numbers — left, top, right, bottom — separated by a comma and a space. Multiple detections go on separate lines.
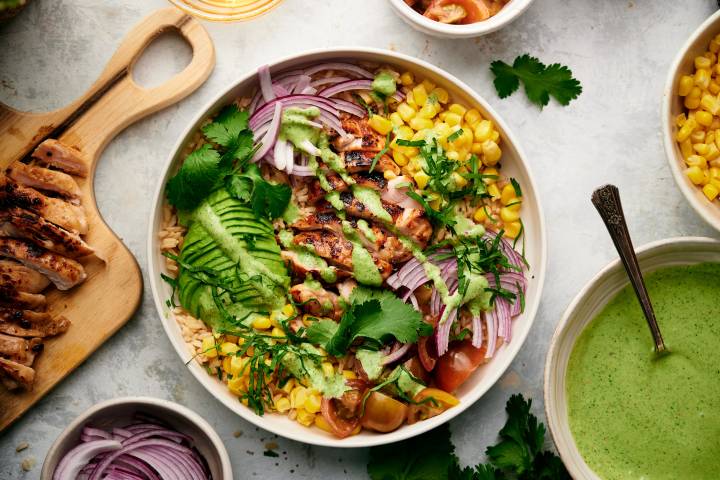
305, 318, 339, 345
166, 144, 222, 210
224, 164, 291, 220
202, 104, 249, 148
368, 423, 456, 480
490, 54, 582, 108
449, 463, 506, 480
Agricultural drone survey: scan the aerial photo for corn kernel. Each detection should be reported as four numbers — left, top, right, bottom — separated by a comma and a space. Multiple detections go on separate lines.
222, 356, 232, 374
471, 142, 484, 155
252, 315, 271, 330
695, 68, 711, 89
368, 114, 393, 135
452, 171, 468, 188
412, 85, 428, 106
504, 221, 523, 239
290, 386, 308, 409
474, 120, 494, 142
220, 342, 239, 356
691, 130, 706, 144
270, 327, 285, 338
397, 103, 416, 122
473, 208, 487, 222
707, 50, 719, 62
464, 108, 482, 126
275, 397, 291, 413
420, 79, 436, 93
446, 150, 460, 161
449, 103, 467, 116
400, 71, 414, 86
321, 362, 335, 377
384, 170, 397, 180
342, 370, 357, 380
417, 102, 437, 119
703, 183, 719, 201
483, 167, 499, 183
390, 150, 407, 167
281, 378, 295, 394
445, 112, 462, 127
304, 393, 322, 414
501, 184, 517, 205
201, 335, 218, 358
686, 166, 707, 185
676, 118, 697, 142
409, 117, 434, 131
482, 140, 502, 166
295, 408, 315, 427
701, 93, 720, 114
710, 81, 720, 95
679, 75, 694, 96
487, 183, 501, 198
500, 207, 521, 223
696, 111, 714, 127
685, 96, 701, 109
686, 155, 708, 168
711, 39, 720, 53
432, 87, 449, 104
696, 56, 713, 70
694, 143, 711, 156
389, 112, 404, 127
315, 415, 333, 433
228, 377, 246, 396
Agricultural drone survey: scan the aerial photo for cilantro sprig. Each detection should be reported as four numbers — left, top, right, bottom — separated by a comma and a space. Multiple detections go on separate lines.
490, 54, 582, 108
306, 286, 431, 356
367, 394, 569, 480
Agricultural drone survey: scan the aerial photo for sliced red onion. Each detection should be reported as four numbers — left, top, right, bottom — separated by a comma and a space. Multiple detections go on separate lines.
252, 102, 283, 162
484, 310, 497, 358
290, 165, 316, 177
495, 297, 513, 343
311, 76, 351, 88
408, 292, 420, 311
258, 65, 275, 102
273, 139, 290, 171
318, 79, 373, 98
298, 138, 321, 156
435, 306, 457, 356
471, 315, 483, 348
303, 62, 374, 79
53, 440, 122, 480
294, 75, 312, 94
382, 342, 411, 365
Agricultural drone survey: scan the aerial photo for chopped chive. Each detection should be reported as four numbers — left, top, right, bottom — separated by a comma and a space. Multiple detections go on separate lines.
510, 178, 522, 198
447, 128, 464, 143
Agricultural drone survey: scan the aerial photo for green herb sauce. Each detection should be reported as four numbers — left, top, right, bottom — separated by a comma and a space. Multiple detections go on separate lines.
279, 107, 321, 149
281, 344, 349, 398
566, 263, 720, 480
351, 185, 392, 223
278, 230, 337, 283
372, 71, 397, 97
356, 349, 385, 381
342, 221, 382, 286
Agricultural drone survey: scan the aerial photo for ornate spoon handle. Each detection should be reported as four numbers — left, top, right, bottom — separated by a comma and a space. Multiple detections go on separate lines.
591, 185, 667, 353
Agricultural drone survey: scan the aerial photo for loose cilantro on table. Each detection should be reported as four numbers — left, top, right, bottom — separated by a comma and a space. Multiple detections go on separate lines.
306, 286, 431, 356
367, 395, 569, 480
490, 54, 582, 108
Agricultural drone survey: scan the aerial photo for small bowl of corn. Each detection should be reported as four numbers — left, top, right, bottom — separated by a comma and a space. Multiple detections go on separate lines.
663, 10, 720, 233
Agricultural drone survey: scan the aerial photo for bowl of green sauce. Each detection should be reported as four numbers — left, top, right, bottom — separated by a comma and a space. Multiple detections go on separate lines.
545, 237, 720, 480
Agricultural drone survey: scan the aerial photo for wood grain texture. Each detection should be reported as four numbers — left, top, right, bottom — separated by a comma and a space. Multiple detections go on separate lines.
0, 7, 215, 431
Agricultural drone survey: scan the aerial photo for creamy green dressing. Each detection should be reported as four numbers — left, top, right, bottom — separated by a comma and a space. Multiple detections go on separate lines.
356, 219, 377, 243
342, 221, 382, 286
278, 230, 337, 283
351, 185, 392, 223
282, 344, 349, 398
356, 349, 384, 381
566, 263, 720, 480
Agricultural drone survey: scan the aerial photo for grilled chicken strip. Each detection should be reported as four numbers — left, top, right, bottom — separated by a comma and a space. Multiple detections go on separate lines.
333, 117, 387, 152
321, 191, 432, 246
0, 287, 45, 311
293, 231, 393, 280
342, 151, 400, 175
0, 178, 88, 234
0, 260, 50, 294
289, 282, 342, 320
7, 161, 82, 203
0, 357, 35, 390
0, 238, 86, 290
31, 139, 89, 177
0, 309, 70, 338
281, 250, 350, 282
292, 212, 412, 263
0, 333, 43, 367
0, 207, 94, 258
307, 171, 388, 204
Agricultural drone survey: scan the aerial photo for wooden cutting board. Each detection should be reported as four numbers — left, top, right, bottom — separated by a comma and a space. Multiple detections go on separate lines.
0, 7, 215, 431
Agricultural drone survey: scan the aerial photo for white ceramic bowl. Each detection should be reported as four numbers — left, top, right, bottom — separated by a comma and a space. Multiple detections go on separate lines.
663, 11, 720, 233
388, 0, 535, 38
544, 236, 720, 479
40, 396, 232, 479
147, 47, 547, 447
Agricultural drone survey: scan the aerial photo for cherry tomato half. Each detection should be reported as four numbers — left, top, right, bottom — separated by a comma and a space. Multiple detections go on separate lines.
361, 392, 408, 433
417, 336, 437, 372
434, 340, 487, 392
321, 397, 360, 439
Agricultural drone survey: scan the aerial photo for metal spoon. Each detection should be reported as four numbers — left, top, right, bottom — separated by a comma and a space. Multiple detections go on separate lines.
591, 184, 668, 354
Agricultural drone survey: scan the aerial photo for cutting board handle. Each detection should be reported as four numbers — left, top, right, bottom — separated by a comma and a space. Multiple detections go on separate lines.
57, 7, 215, 163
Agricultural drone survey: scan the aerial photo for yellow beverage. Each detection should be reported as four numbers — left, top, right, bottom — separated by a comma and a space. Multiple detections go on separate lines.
168, 0, 283, 22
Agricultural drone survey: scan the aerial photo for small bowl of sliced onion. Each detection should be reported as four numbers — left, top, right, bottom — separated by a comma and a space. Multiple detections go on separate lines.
40, 397, 232, 480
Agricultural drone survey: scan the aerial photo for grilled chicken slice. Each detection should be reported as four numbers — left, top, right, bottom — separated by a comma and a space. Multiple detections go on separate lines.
31, 139, 89, 177
7, 161, 82, 203
0, 357, 35, 390
0, 178, 88, 234
0, 309, 70, 338
289, 282, 342, 320
0, 333, 43, 367
0, 207, 94, 258
293, 231, 393, 280
292, 212, 412, 263
342, 151, 400, 175
0, 260, 50, 294
0, 287, 45, 310
0, 238, 86, 290
337, 279, 357, 301
322, 191, 432, 246
281, 250, 350, 282
333, 117, 387, 152
307, 171, 388, 204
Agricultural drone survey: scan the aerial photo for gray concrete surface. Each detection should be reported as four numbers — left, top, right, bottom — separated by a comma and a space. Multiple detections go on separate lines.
1, 0, 718, 478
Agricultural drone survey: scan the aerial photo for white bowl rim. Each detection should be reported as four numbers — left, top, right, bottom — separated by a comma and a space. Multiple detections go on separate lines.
662, 10, 720, 233
543, 236, 720, 479
387, 0, 536, 37
147, 46, 548, 448
40, 396, 233, 478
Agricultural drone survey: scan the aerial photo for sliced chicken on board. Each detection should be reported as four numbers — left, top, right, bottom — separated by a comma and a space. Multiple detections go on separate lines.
0, 333, 43, 367
0, 178, 88, 234
0, 309, 70, 338
7, 161, 82, 204
31, 139, 89, 178
0, 207, 95, 258
0, 238, 86, 290
0, 357, 36, 390
0, 287, 46, 311
0, 259, 51, 294
292, 230, 393, 280
289, 282, 342, 320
